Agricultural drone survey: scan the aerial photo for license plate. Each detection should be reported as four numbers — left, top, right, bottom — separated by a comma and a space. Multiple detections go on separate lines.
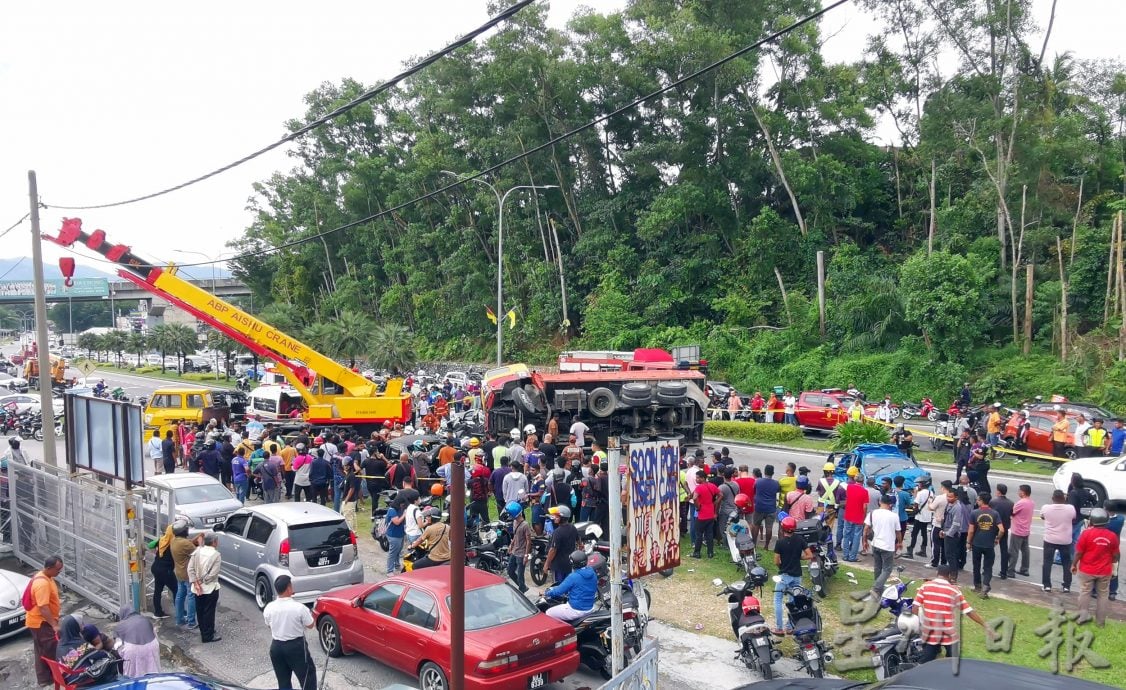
625, 620, 637, 632
804, 648, 820, 660
753, 637, 769, 646
871, 654, 882, 666
317, 557, 330, 566
528, 672, 547, 689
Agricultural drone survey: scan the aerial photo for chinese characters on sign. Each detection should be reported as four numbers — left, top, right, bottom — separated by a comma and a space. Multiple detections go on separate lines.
625, 440, 680, 578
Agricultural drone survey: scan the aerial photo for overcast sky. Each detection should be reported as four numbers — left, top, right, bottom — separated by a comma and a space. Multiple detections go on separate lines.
1, 0, 1122, 282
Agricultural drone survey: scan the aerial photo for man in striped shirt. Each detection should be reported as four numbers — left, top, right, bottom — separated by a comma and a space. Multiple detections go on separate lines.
911, 563, 992, 662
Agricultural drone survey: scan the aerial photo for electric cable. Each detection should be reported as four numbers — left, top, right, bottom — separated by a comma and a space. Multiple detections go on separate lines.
55, 0, 849, 270
43, 0, 537, 211
0, 257, 25, 281
0, 213, 30, 240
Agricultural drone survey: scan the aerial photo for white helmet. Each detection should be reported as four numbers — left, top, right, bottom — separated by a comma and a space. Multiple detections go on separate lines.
523, 423, 536, 436
403, 425, 415, 435
897, 612, 921, 637
510, 428, 521, 441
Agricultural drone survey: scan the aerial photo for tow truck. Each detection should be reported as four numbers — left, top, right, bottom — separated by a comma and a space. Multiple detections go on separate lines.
45, 219, 411, 431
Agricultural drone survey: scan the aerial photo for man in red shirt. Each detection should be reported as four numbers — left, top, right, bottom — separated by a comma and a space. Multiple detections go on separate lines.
691, 470, 720, 559
841, 467, 869, 562
1073, 507, 1121, 626
735, 465, 756, 511
913, 563, 991, 661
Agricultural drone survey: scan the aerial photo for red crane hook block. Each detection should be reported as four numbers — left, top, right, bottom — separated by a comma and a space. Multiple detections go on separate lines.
58, 257, 75, 287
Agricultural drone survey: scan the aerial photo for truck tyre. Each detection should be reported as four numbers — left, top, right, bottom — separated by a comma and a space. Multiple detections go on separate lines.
588, 387, 618, 418
512, 388, 538, 416
656, 381, 687, 396
523, 384, 547, 412
657, 432, 684, 442
656, 391, 686, 406
621, 433, 650, 444
621, 382, 652, 398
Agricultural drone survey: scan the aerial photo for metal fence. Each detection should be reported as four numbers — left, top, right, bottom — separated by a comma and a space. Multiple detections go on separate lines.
9, 459, 137, 615
598, 643, 659, 690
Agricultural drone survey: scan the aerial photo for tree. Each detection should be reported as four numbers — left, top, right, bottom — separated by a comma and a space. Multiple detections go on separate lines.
47, 301, 111, 333
367, 325, 416, 375
330, 309, 376, 367
899, 250, 987, 360
148, 325, 171, 373
103, 330, 129, 367
126, 331, 148, 366
206, 330, 244, 379
164, 324, 200, 372
76, 332, 100, 358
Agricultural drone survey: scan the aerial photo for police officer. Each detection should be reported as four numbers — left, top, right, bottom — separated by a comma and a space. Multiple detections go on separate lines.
263, 575, 316, 690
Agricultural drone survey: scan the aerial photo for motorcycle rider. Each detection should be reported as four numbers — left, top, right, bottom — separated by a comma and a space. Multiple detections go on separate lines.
891, 425, 914, 459
543, 550, 598, 622
772, 516, 813, 635
409, 508, 451, 570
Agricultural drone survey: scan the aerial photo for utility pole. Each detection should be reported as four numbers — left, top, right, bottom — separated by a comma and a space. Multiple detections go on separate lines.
449, 456, 466, 689
816, 250, 826, 339
28, 171, 57, 467
607, 437, 624, 675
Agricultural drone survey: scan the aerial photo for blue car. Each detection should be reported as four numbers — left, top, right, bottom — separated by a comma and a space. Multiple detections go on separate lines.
88, 673, 256, 690
828, 443, 930, 490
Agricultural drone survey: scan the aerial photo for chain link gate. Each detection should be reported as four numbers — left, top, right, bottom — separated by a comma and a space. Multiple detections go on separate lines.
8, 459, 145, 615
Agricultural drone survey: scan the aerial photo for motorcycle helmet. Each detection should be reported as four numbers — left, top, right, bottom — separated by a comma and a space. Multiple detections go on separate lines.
734, 493, 751, 510
171, 519, 190, 538
429, 483, 445, 497
382, 421, 393, 429
568, 549, 589, 570
523, 424, 536, 436
896, 612, 921, 637
586, 551, 608, 574
740, 593, 762, 616
403, 425, 415, 434
1088, 507, 1110, 526
796, 476, 810, 490
896, 424, 904, 432
504, 501, 523, 519
780, 516, 797, 532
8, 437, 19, 449
549, 505, 572, 521
822, 462, 835, 473
749, 566, 769, 587
1034, 395, 1043, 403
469, 437, 481, 447
295, 443, 306, 451
551, 468, 566, 483
412, 439, 426, 451
424, 507, 442, 522
509, 428, 521, 441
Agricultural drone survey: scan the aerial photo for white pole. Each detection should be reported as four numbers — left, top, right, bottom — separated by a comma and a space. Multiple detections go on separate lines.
607, 436, 624, 675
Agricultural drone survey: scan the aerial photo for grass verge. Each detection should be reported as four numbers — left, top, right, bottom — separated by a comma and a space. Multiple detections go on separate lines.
645, 533, 1123, 686
84, 363, 238, 389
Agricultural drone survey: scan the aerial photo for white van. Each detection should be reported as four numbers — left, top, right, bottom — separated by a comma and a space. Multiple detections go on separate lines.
246, 385, 306, 421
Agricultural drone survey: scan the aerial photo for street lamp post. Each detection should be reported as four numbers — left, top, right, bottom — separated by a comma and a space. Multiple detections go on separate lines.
441, 172, 557, 367
173, 249, 220, 292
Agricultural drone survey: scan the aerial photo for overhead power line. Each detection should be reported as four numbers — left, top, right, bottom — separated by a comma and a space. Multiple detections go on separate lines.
0, 257, 25, 281
60, 0, 850, 271
0, 213, 30, 240
43, 0, 537, 211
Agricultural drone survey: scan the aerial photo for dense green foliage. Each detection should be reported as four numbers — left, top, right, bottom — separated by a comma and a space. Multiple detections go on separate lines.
229, 1, 1126, 408
829, 420, 892, 451
704, 421, 803, 443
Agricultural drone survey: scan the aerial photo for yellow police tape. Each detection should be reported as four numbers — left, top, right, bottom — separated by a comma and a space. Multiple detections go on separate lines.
708, 403, 1069, 465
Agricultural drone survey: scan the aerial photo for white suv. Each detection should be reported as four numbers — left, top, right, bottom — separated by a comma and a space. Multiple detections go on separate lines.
1053, 455, 1126, 506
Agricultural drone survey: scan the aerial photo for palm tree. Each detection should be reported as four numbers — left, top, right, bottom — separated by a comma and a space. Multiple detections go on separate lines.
126, 331, 147, 367
206, 330, 243, 379
367, 324, 417, 375
103, 330, 129, 367
331, 310, 376, 367
166, 323, 200, 372
302, 323, 338, 357
148, 325, 172, 373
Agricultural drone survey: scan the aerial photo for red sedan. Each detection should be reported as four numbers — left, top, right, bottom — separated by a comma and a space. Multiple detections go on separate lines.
313, 567, 580, 690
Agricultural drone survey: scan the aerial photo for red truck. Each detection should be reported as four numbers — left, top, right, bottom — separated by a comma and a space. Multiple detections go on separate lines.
483, 364, 707, 446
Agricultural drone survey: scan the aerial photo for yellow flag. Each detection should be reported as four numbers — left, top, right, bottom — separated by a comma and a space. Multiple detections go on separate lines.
486, 306, 498, 325
506, 309, 516, 329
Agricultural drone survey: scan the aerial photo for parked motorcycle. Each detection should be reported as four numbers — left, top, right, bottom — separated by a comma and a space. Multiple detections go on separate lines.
581, 546, 650, 650
110, 387, 128, 401
865, 567, 924, 679
370, 490, 399, 551
235, 376, 251, 392
793, 514, 838, 598
714, 568, 778, 680
529, 534, 551, 585
466, 519, 511, 575
778, 578, 833, 678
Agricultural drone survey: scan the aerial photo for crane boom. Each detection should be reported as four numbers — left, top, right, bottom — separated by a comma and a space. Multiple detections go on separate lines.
46, 218, 410, 427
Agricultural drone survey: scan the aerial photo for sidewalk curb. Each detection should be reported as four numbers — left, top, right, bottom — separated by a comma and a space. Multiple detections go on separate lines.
702, 436, 1056, 482
93, 367, 236, 390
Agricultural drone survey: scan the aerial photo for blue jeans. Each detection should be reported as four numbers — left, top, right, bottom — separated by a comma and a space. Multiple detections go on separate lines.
333, 478, 344, 513
175, 580, 197, 626
579, 506, 593, 523
386, 535, 404, 575
841, 521, 863, 560
784, 413, 797, 426
234, 478, 248, 504
774, 573, 802, 631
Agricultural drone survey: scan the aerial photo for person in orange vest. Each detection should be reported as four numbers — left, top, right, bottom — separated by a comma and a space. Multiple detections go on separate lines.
433, 396, 449, 420
421, 412, 439, 434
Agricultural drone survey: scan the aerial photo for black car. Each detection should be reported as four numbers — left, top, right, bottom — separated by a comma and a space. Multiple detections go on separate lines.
387, 433, 444, 470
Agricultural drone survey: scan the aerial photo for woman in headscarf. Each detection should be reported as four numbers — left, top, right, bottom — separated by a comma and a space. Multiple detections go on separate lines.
115, 605, 161, 676
147, 521, 182, 618
61, 624, 121, 687
55, 615, 84, 664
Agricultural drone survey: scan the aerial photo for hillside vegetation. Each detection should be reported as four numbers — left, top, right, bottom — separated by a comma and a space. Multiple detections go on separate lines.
228, 1, 1126, 411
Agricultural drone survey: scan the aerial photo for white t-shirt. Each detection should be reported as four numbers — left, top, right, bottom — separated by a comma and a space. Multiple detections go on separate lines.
570, 421, 590, 446
147, 437, 163, 460
1073, 421, 1091, 448
404, 504, 424, 539
914, 488, 933, 524
263, 597, 313, 641
864, 508, 901, 551
783, 395, 796, 414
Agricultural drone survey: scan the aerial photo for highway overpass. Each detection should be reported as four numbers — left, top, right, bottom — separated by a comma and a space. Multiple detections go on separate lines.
0, 277, 250, 304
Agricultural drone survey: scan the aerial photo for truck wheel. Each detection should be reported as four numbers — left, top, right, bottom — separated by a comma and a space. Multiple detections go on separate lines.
523, 384, 547, 411
657, 432, 684, 442
588, 387, 618, 418
512, 388, 538, 416
621, 433, 650, 444
622, 394, 651, 407
621, 382, 652, 399
657, 392, 686, 405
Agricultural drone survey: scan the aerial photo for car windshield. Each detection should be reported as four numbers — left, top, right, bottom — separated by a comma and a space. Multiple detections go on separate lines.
174, 484, 235, 505
288, 520, 352, 552
454, 583, 539, 631
865, 455, 916, 474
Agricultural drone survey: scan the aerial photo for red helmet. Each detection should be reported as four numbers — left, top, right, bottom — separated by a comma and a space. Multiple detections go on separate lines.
734, 493, 751, 510
780, 516, 798, 532
741, 593, 761, 616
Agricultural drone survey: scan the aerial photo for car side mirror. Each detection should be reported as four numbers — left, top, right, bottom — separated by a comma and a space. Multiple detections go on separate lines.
829, 404, 839, 410
211, 522, 224, 532
351, 597, 362, 609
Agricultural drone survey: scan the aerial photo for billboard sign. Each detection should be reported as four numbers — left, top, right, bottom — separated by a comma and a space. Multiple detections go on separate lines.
0, 278, 109, 302
625, 439, 681, 578
66, 393, 145, 488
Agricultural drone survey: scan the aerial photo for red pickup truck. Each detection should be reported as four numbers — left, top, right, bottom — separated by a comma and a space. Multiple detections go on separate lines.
795, 390, 852, 431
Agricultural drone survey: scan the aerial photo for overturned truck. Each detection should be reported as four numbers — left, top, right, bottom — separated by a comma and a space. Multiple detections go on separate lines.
483, 364, 707, 447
